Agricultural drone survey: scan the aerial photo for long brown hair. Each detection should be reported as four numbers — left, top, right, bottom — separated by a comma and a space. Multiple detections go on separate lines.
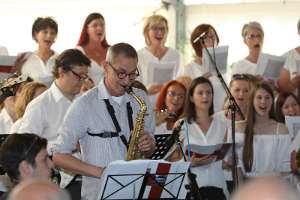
243, 82, 276, 172
185, 77, 214, 123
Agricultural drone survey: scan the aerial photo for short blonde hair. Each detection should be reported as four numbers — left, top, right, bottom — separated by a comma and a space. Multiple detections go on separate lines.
143, 15, 168, 46
242, 21, 264, 38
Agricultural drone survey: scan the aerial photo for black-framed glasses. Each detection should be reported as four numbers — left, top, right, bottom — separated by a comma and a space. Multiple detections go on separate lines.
108, 63, 140, 80
70, 70, 88, 81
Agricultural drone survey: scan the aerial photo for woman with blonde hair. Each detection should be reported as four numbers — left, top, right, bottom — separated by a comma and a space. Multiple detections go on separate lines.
10, 81, 47, 133
138, 14, 181, 97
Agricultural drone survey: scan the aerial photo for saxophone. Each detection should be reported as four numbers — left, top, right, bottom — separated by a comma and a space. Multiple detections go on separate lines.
126, 87, 147, 161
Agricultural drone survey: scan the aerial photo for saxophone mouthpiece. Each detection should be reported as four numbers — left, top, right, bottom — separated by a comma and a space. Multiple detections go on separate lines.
125, 86, 133, 94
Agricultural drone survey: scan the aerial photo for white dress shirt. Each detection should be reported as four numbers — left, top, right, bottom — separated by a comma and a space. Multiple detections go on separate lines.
17, 82, 72, 151
52, 79, 155, 200
21, 51, 58, 87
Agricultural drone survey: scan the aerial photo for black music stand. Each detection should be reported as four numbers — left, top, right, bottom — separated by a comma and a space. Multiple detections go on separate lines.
151, 134, 173, 160
98, 160, 189, 200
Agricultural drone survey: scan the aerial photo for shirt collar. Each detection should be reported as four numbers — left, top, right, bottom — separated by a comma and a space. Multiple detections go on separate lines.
50, 81, 71, 103
97, 79, 131, 103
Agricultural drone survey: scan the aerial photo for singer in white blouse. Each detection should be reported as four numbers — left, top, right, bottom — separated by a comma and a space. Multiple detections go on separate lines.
181, 77, 228, 199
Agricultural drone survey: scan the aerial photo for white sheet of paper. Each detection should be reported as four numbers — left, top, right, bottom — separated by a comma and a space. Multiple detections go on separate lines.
256, 53, 285, 80
0, 55, 16, 66
285, 116, 300, 140
97, 160, 189, 200
202, 45, 228, 74
148, 62, 176, 84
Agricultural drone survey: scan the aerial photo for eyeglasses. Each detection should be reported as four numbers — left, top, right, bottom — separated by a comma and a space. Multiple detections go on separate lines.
167, 91, 185, 100
246, 34, 262, 40
108, 63, 140, 80
23, 136, 39, 160
150, 26, 167, 33
232, 74, 250, 81
70, 70, 88, 81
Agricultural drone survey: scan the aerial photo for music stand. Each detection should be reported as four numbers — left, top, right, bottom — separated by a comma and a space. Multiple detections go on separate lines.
97, 160, 189, 200
151, 134, 173, 160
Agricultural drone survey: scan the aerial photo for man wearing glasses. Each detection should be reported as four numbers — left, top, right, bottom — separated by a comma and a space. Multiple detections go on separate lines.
52, 43, 156, 200
0, 134, 54, 199
16, 49, 90, 199
231, 21, 264, 76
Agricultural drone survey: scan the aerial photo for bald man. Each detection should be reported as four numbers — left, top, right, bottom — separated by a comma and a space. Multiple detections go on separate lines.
231, 177, 299, 200
8, 178, 70, 200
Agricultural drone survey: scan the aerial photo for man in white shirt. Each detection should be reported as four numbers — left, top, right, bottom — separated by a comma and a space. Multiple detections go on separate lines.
231, 21, 264, 76
17, 49, 90, 150
52, 43, 156, 200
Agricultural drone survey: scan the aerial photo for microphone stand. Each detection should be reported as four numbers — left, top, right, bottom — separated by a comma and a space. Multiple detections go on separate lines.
172, 121, 202, 200
200, 38, 245, 191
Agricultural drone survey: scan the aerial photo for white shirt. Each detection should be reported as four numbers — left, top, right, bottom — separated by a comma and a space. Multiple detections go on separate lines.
182, 118, 228, 196
21, 51, 58, 87
244, 129, 291, 177
177, 61, 226, 112
231, 58, 257, 76
17, 82, 72, 151
76, 46, 104, 85
155, 122, 172, 135
52, 79, 155, 200
137, 47, 181, 86
283, 48, 300, 79
0, 108, 13, 135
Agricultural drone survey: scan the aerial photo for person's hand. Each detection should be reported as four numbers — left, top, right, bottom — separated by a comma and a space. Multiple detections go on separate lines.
138, 132, 156, 157
190, 154, 217, 167
147, 83, 163, 95
11, 52, 29, 73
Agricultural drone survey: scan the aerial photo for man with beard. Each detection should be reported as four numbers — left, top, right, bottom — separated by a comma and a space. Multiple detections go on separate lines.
231, 21, 264, 76
52, 43, 156, 200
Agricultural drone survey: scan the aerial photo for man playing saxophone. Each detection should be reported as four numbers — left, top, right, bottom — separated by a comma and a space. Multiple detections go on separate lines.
52, 43, 156, 200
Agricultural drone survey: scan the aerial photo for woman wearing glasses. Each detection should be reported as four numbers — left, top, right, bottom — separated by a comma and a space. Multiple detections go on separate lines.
177, 23, 225, 112
138, 15, 181, 98
76, 12, 110, 85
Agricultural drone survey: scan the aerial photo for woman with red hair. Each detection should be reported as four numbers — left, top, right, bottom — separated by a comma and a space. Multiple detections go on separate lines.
77, 12, 110, 85
155, 80, 186, 133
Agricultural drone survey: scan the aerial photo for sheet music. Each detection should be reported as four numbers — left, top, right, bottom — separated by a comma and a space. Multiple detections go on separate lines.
148, 62, 176, 84
187, 143, 232, 161
285, 116, 300, 140
256, 53, 285, 80
202, 45, 228, 74
97, 160, 189, 200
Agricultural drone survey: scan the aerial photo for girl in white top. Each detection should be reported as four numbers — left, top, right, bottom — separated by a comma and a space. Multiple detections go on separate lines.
242, 82, 291, 178
177, 24, 225, 112
20, 17, 59, 87
76, 13, 110, 85
182, 77, 228, 199
138, 15, 180, 97
279, 19, 300, 93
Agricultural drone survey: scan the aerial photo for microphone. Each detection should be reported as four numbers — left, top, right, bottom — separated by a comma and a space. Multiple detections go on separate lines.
193, 31, 208, 44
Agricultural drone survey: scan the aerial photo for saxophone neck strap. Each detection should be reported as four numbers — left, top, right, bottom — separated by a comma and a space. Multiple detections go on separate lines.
103, 99, 133, 149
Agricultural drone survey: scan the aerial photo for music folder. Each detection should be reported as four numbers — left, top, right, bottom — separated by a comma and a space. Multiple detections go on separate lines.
97, 160, 189, 200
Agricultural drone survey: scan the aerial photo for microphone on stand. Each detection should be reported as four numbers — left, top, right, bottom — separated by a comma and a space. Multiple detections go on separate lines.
193, 31, 209, 44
